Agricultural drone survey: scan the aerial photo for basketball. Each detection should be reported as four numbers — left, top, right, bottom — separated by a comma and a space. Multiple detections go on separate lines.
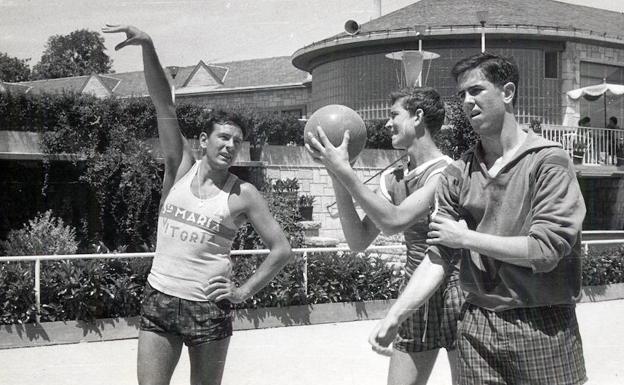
304, 104, 367, 161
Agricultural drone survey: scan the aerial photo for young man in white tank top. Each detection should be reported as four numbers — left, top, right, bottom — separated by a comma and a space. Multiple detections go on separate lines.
306, 87, 463, 385
103, 25, 291, 385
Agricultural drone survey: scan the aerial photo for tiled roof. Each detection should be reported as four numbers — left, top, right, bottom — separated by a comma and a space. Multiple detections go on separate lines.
352, 0, 624, 38
17, 76, 92, 95
1, 56, 309, 98
214, 56, 309, 88
0, 81, 31, 94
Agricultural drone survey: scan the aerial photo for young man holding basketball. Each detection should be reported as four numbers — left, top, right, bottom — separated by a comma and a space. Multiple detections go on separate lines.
379, 53, 586, 384
306, 87, 464, 385
103, 25, 291, 385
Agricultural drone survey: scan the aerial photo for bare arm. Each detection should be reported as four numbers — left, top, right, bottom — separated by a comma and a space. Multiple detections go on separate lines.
102, 24, 194, 198
330, 173, 380, 251
206, 183, 292, 303
306, 127, 435, 234
368, 251, 447, 354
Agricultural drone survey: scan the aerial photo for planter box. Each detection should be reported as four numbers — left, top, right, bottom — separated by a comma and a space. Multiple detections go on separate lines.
0, 299, 393, 349
2, 283, 624, 350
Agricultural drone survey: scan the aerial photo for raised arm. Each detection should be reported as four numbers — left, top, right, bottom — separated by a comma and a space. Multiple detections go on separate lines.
306, 127, 435, 234
330, 173, 380, 251
102, 25, 194, 197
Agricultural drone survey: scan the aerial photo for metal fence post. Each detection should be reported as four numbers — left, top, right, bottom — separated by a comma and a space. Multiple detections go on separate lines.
584, 243, 589, 257
34, 258, 41, 323
302, 251, 308, 298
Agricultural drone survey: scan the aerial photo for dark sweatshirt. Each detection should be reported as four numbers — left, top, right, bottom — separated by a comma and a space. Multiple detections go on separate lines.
431, 131, 586, 311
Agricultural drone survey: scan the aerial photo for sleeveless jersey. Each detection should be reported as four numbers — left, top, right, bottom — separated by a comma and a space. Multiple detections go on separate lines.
379, 156, 453, 277
148, 161, 240, 301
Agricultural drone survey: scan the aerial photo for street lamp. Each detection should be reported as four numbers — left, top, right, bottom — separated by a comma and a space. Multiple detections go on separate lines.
476, 10, 489, 52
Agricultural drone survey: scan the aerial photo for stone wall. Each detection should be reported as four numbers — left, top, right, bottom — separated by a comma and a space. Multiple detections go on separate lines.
258, 145, 403, 240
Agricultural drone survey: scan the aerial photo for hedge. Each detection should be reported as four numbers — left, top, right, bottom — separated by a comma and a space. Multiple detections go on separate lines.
2, 245, 624, 325
0, 251, 403, 325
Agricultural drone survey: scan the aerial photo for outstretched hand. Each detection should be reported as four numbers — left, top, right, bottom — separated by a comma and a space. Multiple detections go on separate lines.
101, 24, 151, 50
304, 125, 353, 174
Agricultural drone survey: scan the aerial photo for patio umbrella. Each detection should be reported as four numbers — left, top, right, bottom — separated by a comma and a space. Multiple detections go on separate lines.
566, 82, 624, 126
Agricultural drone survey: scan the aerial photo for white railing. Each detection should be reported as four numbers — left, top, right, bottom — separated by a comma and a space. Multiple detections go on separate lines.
3, 239, 624, 323
0, 245, 407, 323
541, 125, 624, 165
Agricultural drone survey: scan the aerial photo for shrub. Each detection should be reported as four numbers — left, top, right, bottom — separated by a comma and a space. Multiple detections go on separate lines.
366, 119, 392, 149
306, 252, 402, 303
232, 178, 304, 250
231, 254, 307, 309
1, 210, 78, 256
582, 246, 624, 286
39, 256, 151, 322
0, 210, 80, 324
436, 97, 478, 159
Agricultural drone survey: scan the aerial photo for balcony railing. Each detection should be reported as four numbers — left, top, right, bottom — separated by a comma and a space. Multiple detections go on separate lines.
541, 125, 624, 166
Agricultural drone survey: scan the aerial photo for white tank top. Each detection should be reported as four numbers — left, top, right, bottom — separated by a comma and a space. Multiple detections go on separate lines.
148, 161, 240, 301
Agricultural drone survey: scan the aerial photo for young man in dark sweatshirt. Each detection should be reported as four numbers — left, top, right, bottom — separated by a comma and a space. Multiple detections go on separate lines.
371, 52, 587, 384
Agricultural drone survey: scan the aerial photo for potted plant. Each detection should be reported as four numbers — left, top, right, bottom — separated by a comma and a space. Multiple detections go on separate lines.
572, 140, 586, 165
298, 194, 316, 221
616, 138, 624, 167
248, 125, 266, 161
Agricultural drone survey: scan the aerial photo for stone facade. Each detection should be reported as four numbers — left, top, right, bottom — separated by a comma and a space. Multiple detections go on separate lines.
265, 164, 385, 240
309, 39, 564, 124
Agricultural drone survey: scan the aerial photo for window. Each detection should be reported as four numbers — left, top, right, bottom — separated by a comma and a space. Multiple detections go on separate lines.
544, 51, 558, 79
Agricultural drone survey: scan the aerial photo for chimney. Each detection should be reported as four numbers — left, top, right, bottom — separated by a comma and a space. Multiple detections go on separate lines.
371, 0, 382, 20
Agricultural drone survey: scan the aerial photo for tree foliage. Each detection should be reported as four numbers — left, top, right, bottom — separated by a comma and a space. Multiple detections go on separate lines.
0, 52, 31, 82
32, 29, 113, 80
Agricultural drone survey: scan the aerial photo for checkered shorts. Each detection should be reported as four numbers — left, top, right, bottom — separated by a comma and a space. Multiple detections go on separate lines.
140, 282, 233, 346
457, 303, 587, 385
393, 275, 465, 352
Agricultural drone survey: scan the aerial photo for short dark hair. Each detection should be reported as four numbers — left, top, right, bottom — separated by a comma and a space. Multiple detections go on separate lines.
199, 109, 249, 139
609, 116, 618, 125
578, 116, 591, 126
451, 52, 520, 106
389, 87, 446, 136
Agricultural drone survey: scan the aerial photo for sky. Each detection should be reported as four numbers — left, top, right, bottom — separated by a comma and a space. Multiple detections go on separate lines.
1, 0, 623, 74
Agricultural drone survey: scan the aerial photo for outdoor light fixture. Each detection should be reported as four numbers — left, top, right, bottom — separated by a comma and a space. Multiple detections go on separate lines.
476, 10, 489, 52
414, 24, 426, 52
168, 66, 179, 79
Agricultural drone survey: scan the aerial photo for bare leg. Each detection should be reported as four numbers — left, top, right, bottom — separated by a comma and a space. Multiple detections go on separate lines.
388, 348, 439, 385
188, 337, 231, 385
447, 348, 460, 385
137, 330, 183, 385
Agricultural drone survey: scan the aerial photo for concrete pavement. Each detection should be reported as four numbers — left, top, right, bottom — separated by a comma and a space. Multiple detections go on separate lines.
1, 300, 623, 385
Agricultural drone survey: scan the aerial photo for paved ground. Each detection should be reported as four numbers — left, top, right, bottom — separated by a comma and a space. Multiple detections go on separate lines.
1, 300, 624, 385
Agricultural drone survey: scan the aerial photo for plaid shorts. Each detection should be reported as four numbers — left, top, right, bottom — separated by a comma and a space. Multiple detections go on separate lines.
457, 303, 587, 385
394, 275, 465, 352
140, 282, 233, 346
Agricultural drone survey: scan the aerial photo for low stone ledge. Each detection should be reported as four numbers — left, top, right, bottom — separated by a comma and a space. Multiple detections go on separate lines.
1, 283, 623, 350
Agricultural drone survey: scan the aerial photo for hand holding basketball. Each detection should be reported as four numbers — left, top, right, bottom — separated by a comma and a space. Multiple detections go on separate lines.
305, 125, 353, 173
303, 104, 367, 162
